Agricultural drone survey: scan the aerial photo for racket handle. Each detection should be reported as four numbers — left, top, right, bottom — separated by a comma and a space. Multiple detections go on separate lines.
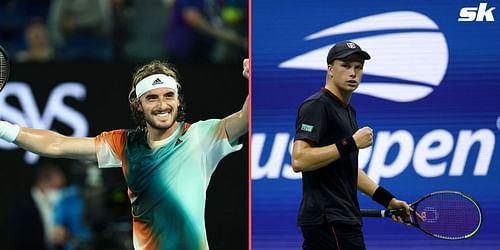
360, 209, 388, 217
360, 208, 405, 218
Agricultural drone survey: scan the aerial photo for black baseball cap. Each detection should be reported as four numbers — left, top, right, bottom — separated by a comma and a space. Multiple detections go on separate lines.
327, 41, 371, 64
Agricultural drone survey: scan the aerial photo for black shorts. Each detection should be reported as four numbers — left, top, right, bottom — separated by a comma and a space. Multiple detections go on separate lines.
301, 222, 366, 250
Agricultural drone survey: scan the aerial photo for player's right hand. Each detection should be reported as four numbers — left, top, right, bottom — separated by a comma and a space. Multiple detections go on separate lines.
353, 126, 373, 149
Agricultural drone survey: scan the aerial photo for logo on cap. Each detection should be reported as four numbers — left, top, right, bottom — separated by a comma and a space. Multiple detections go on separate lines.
152, 78, 163, 85
346, 42, 357, 49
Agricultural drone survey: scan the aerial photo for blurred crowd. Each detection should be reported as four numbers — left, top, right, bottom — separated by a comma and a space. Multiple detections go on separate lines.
0, 0, 248, 63
6, 159, 133, 250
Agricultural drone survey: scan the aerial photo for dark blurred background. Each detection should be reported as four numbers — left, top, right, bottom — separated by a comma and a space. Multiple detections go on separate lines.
0, 0, 247, 63
0, 0, 248, 249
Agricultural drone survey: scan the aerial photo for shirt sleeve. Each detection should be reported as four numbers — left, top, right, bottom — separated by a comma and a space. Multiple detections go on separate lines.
94, 129, 127, 168
294, 99, 327, 145
190, 119, 243, 177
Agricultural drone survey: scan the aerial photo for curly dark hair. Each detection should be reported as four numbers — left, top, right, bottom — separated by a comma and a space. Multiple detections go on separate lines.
128, 60, 186, 128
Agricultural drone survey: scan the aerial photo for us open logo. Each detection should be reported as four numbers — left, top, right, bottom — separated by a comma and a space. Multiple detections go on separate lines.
279, 11, 449, 102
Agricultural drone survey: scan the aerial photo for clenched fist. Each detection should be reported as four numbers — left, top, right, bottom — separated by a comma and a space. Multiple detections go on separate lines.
353, 126, 373, 149
242, 58, 249, 79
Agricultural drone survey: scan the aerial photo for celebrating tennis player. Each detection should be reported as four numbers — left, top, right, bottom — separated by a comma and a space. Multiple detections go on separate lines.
0, 58, 249, 250
291, 41, 411, 250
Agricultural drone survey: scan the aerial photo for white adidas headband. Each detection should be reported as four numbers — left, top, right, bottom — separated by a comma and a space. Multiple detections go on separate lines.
135, 74, 179, 98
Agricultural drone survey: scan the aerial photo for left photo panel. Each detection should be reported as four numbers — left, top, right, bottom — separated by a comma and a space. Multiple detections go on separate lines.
0, 1, 249, 249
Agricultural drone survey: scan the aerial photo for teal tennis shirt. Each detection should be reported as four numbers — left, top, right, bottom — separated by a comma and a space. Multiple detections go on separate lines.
95, 119, 242, 249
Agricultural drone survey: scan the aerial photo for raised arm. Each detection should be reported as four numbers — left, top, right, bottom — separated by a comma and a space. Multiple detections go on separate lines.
292, 139, 342, 172
1, 121, 97, 161
221, 58, 249, 143
292, 126, 374, 172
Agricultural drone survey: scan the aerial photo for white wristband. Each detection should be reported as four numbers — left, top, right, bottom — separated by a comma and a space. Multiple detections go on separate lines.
0, 121, 20, 142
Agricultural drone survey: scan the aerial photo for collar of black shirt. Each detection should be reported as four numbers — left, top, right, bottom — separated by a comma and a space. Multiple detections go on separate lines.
321, 88, 349, 108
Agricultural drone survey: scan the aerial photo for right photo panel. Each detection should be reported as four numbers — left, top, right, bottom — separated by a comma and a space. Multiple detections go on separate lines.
251, 0, 500, 249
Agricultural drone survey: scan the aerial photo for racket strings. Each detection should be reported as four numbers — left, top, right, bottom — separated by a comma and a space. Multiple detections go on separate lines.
0, 57, 7, 82
0, 51, 8, 85
0, 46, 10, 90
416, 193, 481, 239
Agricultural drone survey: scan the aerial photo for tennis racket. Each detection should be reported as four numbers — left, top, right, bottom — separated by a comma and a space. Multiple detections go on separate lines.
361, 190, 482, 240
0, 45, 10, 92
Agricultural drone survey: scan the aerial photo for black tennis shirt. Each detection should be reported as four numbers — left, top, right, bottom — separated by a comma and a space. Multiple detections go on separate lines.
294, 88, 362, 226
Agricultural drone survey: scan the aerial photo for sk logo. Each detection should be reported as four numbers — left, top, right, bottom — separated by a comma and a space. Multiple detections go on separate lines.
458, 3, 496, 22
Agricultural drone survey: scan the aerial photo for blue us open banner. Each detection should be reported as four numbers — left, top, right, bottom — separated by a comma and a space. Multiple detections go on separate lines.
251, 0, 500, 249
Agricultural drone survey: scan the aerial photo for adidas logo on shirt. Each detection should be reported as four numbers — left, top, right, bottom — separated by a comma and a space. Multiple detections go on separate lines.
175, 138, 183, 146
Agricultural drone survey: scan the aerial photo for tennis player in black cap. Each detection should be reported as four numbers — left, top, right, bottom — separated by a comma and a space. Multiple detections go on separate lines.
292, 41, 411, 250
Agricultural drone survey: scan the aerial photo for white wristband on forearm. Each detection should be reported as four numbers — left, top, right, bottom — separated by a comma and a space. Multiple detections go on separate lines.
0, 121, 20, 142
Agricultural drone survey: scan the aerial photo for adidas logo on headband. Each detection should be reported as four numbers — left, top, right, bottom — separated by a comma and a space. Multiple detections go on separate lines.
152, 78, 163, 85
135, 74, 179, 98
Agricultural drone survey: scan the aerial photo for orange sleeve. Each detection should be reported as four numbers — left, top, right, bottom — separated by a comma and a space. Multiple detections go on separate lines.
95, 129, 127, 164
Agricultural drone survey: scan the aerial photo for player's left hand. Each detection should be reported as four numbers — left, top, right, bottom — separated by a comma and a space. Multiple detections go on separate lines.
242, 58, 249, 79
388, 198, 412, 224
